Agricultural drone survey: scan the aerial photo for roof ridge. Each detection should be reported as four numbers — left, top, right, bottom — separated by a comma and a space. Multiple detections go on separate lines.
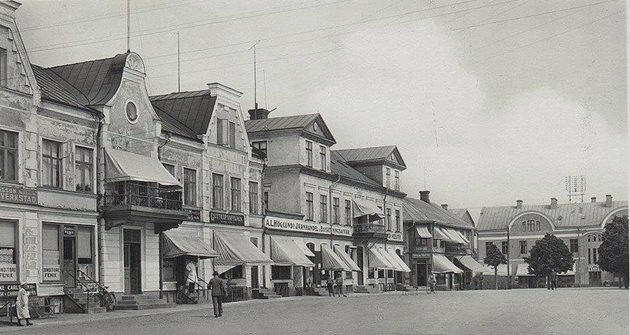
150, 90, 212, 101
44, 53, 123, 70
33, 63, 90, 105
333, 145, 396, 152
244, 113, 320, 121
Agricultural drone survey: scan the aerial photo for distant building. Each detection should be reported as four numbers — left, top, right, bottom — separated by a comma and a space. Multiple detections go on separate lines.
477, 196, 628, 288
447, 206, 477, 251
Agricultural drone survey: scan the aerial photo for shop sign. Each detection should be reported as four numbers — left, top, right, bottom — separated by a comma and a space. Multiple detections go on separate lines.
388, 232, 403, 241
0, 264, 17, 282
0, 185, 37, 205
42, 266, 61, 281
210, 211, 244, 226
588, 264, 600, 272
264, 216, 352, 237
63, 227, 75, 236
187, 209, 201, 222
0, 283, 37, 299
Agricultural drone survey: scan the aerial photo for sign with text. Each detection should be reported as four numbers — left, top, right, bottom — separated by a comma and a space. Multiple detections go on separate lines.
0, 283, 37, 300
264, 216, 352, 237
0, 264, 16, 282
210, 211, 245, 226
186, 209, 201, 222
387, 232, 403, 241
42, 266, 61, 281
0, 185, 37, 205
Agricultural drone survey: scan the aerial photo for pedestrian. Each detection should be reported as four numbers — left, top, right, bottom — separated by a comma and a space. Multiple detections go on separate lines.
335, 274, 346, 297
550, 270, 558, 291
15, 283, 32, 326
479, 274, 484, 290
428, 272, 437, 294
326, 275, 334, 296
207, 271, 226, 318
185, 258, 198, 294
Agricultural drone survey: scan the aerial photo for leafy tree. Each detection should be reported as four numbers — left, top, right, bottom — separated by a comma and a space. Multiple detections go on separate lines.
524, 233, 574, 285
598, 215, 629, 289
484, 244, 507, 290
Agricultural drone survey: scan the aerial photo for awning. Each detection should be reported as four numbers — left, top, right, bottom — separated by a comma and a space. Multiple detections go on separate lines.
214, 264, 238, 275
213, 232, 273, 266
353, 198, 384, 221
515, 264, 534, 276
386, 248, 411, 273
162, 230, 219, 259
321, 244, 351, 271
481, 264, 513, 276
453, 230, 470, 244
293, 240, 315, 257
105, 148, 181, 186
432, 254, 463, 274
367, 247, 395, 270
270, 237, 314, 267
415, 225, 432, 239
333, 245, 361, 272
455, 255, 485, 273
434, 227, 457, 243
442, 228, 467, 244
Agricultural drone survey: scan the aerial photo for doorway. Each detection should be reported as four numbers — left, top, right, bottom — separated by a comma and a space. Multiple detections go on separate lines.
124, 229, 142, 294
589, 271, 602, 286
251, 266, 259, 288
62, 226, 76, 288
356, 246, 364, 286
417, 263, 427, 286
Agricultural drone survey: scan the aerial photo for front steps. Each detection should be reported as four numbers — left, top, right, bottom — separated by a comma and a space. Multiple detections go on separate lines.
353, 285, 380, 294
115, 294, 176, 310
64, 288, 107, 314
252, 288, 282, 299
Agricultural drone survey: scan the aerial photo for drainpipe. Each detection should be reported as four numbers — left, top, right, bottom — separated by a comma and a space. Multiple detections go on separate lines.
157, 131, 171, 299
329, 176, 341, 247
382, 187, 389, 291
94, 110, 105, 286
260, 156, 268, 289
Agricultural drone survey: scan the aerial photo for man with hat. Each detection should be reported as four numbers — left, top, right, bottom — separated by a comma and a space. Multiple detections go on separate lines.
207, 271, 226, 317
16, 283, 32, 326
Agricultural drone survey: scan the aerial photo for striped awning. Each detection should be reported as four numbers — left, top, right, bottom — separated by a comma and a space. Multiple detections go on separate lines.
270, 237, 314, 267
333, 246, 361, 272
321, 244, 351, 271
433, 254, 463, 274
385, 248, 411, 273
367, 247, 394, 269
415, 225, 432, 239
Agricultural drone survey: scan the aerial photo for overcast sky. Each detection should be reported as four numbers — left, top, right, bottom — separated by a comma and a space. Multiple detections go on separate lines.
16, 0, 627, 215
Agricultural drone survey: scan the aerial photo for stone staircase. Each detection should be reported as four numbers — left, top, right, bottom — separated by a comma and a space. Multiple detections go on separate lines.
251, 288, 282, 299
64, 288, 107, 314
115, 294, 176, 310
353, 285, 380, 294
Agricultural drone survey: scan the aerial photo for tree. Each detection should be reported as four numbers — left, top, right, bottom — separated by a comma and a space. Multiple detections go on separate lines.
484, 244, 507, 290
524, 233, 574, 287
598, 215, 629, 289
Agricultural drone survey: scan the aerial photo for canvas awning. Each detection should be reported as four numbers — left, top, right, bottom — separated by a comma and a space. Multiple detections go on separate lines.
270, 237, 314, 267
415, 225, 432, 239
162, 230, 219, 259
293, 240, 315, 257
432, 254, 463, 274
442, 228, 467, 244
481, 264, 513, 276
385, 248, 411, 273
105, 148, 181, 186
333, 246, 361, 272
455, 255, 485, 273
321, 244, 351, 271
454, 230, 470, 244
367, 247, 395, 270
213, 232, 273, 266
214, 264, 238, 275
514, 264, 534, 276
434, 227, 457, 243
352, 198, 384, 221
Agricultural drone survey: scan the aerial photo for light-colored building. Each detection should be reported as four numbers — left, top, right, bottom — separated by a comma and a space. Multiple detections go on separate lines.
477, 196, 628, 288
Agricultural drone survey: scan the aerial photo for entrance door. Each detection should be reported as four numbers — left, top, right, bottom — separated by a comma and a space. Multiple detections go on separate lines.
62, 230, 76, 288
417, 263, 427, 286
251, 266, 259, 288
589, 271, 602, 286
356, 247, 364, 286
123, 229, 142, 294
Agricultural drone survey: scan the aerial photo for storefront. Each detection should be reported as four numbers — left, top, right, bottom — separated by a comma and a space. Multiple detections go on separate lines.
432, 254, 463, 290
453, 255, 485, 289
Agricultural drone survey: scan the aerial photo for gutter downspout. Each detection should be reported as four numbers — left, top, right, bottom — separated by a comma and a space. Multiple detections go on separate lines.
260, 157, 268, 289
94, 110, 105, 286
157, 131, 171, 299
383, 188, 389, 291
328, 175, 341, 281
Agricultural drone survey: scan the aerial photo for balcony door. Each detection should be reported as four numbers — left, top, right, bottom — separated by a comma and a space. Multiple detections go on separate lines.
124, 229, 142, 294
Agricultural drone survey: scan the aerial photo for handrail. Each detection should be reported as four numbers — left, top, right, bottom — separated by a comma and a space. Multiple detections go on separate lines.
76, 269, 108, 293
63, 269, 93, 293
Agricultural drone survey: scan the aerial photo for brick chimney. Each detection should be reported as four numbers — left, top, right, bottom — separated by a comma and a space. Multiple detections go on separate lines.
419, 191, 430, 203
248, 108, 271, 120
605, 194, 612, 207
516, 200, 523, 209
591, 197, 597, 203
441, 204, 448, 210
550, 198, 558, 209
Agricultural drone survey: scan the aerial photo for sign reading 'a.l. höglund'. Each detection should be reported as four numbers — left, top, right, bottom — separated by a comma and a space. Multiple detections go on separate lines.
264, 216, 352, 236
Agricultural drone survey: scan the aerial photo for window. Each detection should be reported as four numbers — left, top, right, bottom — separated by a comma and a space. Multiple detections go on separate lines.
0, 48, 6, 87
305, 192, 314, 220
183, 168, 196, 206
42, 224, 61, 282
394, 170, 400, 191
377, 206, 383, 225
162, 163, 175, 176
252, 141, 267, 157
332, 197, 339, 224
212, 174, 224, 209
74, 147, 93, 192
519, 241, 527, 254
522, 221, 526, 232
344, 200, 352, 226
570, 239, 578, 253
588, 248, 591, 264
42, 139, 62, 188
319, 145, 326, 170
230, 177, 241, 211
395, 209, 401, 232
0, 220, 17, 282
320, 195, 328, 223
125, 102, 138, 122
216, 118, 226, 146
0, 130, 18, 182
535, 221, 540, 231
249, 182, 258, 214
228, 122, 236, 149
385, 168, 391, 188
77, 226, 93, 265
485, 242, 492, 255
386, 208, 392, 231
306, 141, 313, 167
263, 191, 269, 213
271, 265, 291, 280
592, 248, 598, 264
501, 241, 508, 255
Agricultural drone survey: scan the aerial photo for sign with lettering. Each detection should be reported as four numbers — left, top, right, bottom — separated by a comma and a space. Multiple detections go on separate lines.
210, 211, 245, 226
42, 266, 61, 281
0, 264, 16, 282
264, 216, 352, 237
0, 185, 37, 205
588, 264, 600, 272
63, 226, 75, 236
187, 209, 201, 222
387, 232, 403, 241
0, 283, 37, 300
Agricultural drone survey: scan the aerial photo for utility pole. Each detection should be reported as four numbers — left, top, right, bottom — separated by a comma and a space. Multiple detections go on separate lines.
177, 32, 180, 92
249, 41, 260, 111
126, 0, 131, 52
506, 227, 511, 289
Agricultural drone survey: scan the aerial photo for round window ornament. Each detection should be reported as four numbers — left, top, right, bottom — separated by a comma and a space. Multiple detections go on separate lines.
126, 101, 138, 122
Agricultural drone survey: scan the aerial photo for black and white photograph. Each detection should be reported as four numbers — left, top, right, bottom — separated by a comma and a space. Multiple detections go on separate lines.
0, 0, 627, 334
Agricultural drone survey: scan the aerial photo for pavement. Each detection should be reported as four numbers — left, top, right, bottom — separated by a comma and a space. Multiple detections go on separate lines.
0, 287, 627, 335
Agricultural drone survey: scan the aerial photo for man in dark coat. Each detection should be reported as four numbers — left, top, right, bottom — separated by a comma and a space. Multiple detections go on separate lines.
208, 271, 226, 317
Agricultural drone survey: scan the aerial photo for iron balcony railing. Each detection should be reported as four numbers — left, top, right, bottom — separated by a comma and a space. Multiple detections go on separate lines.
353, 222, 386, 234
103, 182, 183, 211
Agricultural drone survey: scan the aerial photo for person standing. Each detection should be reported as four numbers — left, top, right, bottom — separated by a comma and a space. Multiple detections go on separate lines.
335, 274, 346, 297
550, 270, 558, 291
326, 275, 334, 297
208, 271, 226, 318
428, 272, 437, 294
185, 259, 198, 294
15, 283, 32, 326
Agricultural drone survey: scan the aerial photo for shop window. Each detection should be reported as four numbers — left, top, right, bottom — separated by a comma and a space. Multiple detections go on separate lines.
250, 237, 258, 247
305, 140, 313, 167
0, 220, 17, 283
305, 192, 314, 220
183, 168, 197, 206
437, 274, 446, 285
519, 241, 527, 254
0, 130, 18, 182
332, 197, 339, 224
378, 269, 384, 278
212, 173, 224, 209
368, 269, 374, 279
0, 48, 6, 87
570, 239, 578, 253
501, 241, 508, 255
387, 270, 394, 277
319, 194, 328, 223
162, 259, 176, 282
433, 239, 439, 247
230, 177, 241, 212
228, 265, 244, 279
42, 224, 61, 282
249, 181, 259, 214
344, 200, 352, 225
42, 139, 62, 188
271, 265, 291, 280
74, 146, 93, 192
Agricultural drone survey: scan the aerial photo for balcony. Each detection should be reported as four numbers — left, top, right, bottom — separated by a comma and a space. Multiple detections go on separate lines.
102, 182, 187, 232
353, 222, 388, 241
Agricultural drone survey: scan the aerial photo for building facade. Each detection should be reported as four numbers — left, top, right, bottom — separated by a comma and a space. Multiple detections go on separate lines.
477, 196, 628, 288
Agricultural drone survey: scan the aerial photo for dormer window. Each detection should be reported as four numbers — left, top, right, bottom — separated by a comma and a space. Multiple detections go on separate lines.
0, 48, 7, 87
125, 101, 138, 123
319, 145, 326, 171
385, 168, 391, 188
394, 170, 400, 191
305, 140, 313, 167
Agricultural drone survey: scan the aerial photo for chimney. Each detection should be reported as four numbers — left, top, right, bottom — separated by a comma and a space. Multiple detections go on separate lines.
248, 108, 271, 120
441, 204, 448, 210
591, 197, 597, 203
605, 194, 612, 207
516, 200, 523, 209
550, 198, 558, 209
419, 191, 430, 203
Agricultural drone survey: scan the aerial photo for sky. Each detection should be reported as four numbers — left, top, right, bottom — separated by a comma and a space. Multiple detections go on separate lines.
15, 0, 627, 215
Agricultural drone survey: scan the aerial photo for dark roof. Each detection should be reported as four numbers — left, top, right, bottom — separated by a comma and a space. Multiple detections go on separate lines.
151, 103, 200, 141
334, 145, 406, 168
403, 197, 473, 228
150, 90, 217, 136
32, 65, 92, 111
244, 113, 336, 143
478, 200, 628, 231
449, 208, 475, 226
330, 151, 381, 187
